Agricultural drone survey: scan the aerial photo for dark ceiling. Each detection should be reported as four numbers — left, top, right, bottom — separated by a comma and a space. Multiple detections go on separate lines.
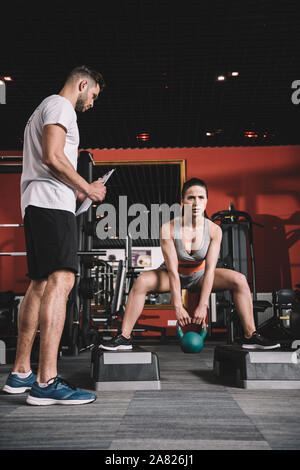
1, 0, 300, 150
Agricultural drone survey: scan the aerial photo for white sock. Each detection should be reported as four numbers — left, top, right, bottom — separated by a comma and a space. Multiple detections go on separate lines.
38, 378, 55, 387
11, 370, 32, 378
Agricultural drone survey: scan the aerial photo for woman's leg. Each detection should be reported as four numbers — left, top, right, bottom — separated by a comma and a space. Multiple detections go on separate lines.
198, 268, 256, 338
122, 269, 171, 338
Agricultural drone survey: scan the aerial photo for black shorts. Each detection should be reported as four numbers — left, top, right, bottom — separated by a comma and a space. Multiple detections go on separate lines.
23, 205, 78, 280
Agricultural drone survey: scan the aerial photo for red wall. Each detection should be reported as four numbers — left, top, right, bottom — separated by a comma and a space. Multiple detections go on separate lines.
0, 145, 300, 293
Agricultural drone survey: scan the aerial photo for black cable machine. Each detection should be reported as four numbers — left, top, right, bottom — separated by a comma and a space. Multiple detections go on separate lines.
211, 204, 271, 343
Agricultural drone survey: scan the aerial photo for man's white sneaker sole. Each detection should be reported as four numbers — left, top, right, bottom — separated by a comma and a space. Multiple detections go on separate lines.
26, 396, 96, 406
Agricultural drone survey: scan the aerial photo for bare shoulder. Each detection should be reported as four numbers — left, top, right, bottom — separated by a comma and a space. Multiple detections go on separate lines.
208, 219, 222, 240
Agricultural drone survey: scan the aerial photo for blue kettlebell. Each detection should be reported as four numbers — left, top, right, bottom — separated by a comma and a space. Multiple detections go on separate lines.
176, 322, 207, 353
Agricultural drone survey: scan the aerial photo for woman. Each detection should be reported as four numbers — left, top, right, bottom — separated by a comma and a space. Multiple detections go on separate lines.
100, 178, 280, 351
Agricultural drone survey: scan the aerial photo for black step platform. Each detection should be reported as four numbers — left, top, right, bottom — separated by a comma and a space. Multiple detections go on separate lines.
90, 345, 161, 391
213, 344, 300, 389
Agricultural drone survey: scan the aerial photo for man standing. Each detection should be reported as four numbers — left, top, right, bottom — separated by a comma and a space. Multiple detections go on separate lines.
3, 66, 106, 405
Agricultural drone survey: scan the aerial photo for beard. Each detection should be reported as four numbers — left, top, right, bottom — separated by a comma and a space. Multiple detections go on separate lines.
75, 90, 88, 112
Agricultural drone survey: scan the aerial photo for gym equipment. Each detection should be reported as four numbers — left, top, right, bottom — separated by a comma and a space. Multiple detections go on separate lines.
60, 299, 80, 355
79, 277, 95, 299
211, 205, 271, 342
257, 288, 300, 345
176, 322, 207, 353
91, 345, 161, 391
0, 339, 5, 364
211, 204, 261, 293
0, 290, 19, 336
214, 344, 300, 389
0, 224, 23, 227
0, 156, 22, 173
0, 291, 20, 364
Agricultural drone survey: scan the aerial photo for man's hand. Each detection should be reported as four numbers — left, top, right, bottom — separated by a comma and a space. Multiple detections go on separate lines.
175, 305, 191, 327
77, 190, 87, 202
87, 179, 107, 202
192, 305, 207, 328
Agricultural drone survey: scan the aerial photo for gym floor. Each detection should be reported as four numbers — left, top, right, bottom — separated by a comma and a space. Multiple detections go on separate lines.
1, 338, 300, 451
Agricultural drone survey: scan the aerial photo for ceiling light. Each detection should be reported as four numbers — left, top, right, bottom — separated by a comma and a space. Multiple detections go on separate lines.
244, 131, 258, 138
136, 132, 150, 141
2, 76, 13, 81
231, 72, 239, 77
206, 132, 214, 136
216, 75, 226, 81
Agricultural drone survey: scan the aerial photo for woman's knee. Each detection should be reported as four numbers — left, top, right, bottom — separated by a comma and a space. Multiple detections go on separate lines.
132, 271, 159, 294
132, 273, 150, 294
232, 272, 249, 291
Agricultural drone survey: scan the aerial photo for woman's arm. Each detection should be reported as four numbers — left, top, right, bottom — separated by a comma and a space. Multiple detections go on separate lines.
193, 222, 222, 326
160, 222, 191, 326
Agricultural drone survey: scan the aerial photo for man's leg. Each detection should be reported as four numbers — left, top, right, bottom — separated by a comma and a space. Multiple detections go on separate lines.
37, 269, 75, 384
13, 279, 47, 374
26, 268, 96, 405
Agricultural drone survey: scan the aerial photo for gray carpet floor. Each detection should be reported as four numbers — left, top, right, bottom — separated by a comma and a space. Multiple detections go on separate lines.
1, 339, 300, 451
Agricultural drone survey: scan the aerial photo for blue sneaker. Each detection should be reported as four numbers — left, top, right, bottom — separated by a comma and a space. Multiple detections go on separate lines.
26, 376, 96, 406
2, 371, 37, 394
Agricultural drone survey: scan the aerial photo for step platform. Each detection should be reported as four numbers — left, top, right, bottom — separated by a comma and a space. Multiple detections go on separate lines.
90, 345, 161, 391
0, 337, 17, 364
213, 344, 300, 389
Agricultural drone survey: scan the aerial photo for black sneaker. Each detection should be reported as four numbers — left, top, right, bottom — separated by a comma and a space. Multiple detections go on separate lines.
242, 331, 281, 350
99, 334, 133, 351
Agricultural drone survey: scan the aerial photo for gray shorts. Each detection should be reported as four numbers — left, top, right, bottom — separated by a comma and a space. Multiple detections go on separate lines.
159, 263, 204, 292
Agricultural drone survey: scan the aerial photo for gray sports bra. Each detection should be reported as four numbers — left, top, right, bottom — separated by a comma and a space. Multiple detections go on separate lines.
173, 216, 211, 263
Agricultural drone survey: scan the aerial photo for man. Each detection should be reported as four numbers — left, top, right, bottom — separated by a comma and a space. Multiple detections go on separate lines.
3, 66, 106, 405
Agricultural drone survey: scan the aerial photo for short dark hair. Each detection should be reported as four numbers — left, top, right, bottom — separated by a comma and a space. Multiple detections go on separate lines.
182, 178, 208, 199
66, 65, 106, 92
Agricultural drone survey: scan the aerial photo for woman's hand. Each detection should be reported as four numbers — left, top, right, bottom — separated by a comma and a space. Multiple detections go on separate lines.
175, 305, 191, 327
192, 305, 207, 328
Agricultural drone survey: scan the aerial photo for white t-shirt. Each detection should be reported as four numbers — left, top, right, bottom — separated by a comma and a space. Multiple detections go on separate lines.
20, 94, 80, 219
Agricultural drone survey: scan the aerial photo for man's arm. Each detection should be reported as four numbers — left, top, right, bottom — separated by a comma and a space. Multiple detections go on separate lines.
42, 124, 106, 202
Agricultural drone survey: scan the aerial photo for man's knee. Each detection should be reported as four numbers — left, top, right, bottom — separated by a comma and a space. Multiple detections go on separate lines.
48, 270, 75, 295
29, 279, 47, 298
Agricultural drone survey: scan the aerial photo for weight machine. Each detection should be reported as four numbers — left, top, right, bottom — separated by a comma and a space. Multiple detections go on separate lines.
210, 204, 272, 344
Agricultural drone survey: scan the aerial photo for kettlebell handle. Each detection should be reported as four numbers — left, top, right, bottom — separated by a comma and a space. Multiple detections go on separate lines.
176, 322, 207, 332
